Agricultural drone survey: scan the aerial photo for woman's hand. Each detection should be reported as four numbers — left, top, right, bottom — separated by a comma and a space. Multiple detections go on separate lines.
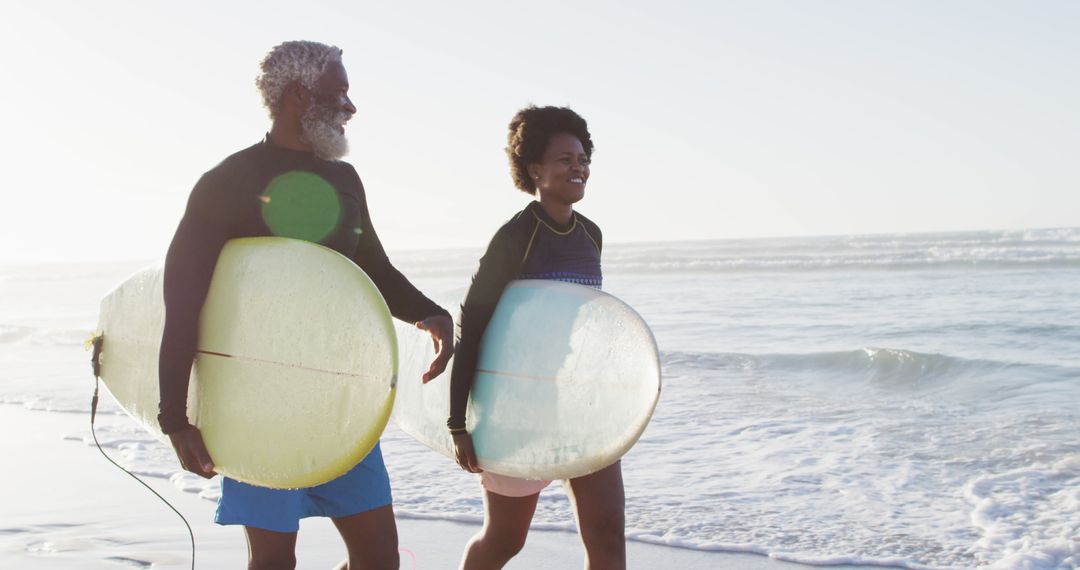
452, 432, 483, 473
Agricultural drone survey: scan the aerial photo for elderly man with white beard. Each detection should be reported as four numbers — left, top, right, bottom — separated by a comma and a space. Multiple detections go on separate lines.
157, 41, 453, 570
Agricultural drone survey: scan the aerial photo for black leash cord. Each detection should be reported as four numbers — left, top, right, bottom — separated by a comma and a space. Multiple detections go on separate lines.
89, 333, 196, 570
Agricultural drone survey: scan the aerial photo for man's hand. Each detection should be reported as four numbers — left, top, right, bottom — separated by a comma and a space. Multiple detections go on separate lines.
168, 425, 216, 479
452, 432, 483, 473
415, 315, 454, 383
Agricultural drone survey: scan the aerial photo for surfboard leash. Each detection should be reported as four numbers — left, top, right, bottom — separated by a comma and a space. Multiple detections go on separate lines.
87, 332, 197, 570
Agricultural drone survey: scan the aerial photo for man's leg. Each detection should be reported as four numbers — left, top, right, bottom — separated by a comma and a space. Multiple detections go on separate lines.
331, 504, 399, 570
217, 475, 303, 570
565, 461, 626, 570
244, 526, 298, 570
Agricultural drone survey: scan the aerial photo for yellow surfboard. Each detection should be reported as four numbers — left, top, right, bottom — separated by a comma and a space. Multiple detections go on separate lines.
95, 237, 397, 489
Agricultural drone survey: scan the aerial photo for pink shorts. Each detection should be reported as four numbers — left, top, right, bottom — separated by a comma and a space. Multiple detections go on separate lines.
480, 471, 553, 498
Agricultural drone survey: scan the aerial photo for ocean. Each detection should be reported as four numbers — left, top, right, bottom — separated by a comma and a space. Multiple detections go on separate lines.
1, 227, 1077, 569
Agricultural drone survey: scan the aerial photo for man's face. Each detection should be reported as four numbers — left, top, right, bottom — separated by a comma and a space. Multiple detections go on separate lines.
299, 60, 356, 160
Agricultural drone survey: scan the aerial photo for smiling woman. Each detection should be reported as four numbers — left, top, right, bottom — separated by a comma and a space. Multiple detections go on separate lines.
506, 106, 594, 198
528, 133, 591, 224
443, 106, 629, 569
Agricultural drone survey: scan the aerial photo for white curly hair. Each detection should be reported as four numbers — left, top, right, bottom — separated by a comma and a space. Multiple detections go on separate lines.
256, 41, 343, 119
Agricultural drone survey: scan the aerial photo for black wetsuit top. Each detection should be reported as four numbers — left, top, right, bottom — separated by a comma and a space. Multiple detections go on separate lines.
448, 201, 602, 429
158, 137, 448, 434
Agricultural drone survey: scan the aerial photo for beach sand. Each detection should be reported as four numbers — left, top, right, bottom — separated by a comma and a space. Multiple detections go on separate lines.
1, 406, 887, 569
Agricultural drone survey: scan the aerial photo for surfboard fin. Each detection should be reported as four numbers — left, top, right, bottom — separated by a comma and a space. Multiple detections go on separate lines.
85, 331, 104, 378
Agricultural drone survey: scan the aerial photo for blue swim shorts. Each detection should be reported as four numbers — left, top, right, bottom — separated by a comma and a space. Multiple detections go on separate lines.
215, 442, 392, 533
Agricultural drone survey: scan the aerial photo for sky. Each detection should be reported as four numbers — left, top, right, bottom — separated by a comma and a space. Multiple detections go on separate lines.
0, 0, 1077, 264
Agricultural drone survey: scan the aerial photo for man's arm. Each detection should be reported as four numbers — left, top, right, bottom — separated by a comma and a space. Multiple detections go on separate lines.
348, 172, 448, 322
158, 170, 233, 477
348, 175, 454, 380
351, 217, 449, 323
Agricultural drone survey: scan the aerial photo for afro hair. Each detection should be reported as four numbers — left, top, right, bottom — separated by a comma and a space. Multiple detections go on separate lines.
506, 106, 594, 195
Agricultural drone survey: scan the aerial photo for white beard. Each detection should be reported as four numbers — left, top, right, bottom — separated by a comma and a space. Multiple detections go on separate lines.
300, 102, 350, 160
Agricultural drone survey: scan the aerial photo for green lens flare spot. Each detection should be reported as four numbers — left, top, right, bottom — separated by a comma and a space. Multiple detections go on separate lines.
260, 171, 341, 243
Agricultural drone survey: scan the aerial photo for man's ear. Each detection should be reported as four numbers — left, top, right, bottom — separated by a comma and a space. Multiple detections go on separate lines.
285, 81, 309, 107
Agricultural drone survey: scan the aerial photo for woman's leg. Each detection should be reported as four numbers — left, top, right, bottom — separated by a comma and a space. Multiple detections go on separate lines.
244, 526, 298, 570
565, 461, 625, 570
460, 490, 540, 570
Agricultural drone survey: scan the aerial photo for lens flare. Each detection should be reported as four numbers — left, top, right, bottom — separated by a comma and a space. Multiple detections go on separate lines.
259, 171, 341, 243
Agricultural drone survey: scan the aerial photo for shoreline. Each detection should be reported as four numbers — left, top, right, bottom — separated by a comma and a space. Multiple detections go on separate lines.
1, 405, 893, 569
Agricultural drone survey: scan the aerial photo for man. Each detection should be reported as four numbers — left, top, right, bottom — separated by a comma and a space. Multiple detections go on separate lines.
158, 41, 453, 569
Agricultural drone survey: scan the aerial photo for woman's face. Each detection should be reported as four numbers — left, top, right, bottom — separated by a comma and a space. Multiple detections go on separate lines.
530, 132, 590, 206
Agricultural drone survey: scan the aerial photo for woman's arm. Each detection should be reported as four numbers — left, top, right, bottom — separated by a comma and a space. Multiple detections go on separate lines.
447, 218, 531, 430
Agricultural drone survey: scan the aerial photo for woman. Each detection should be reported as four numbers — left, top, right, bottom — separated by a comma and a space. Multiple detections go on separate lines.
448, 105, 625, 569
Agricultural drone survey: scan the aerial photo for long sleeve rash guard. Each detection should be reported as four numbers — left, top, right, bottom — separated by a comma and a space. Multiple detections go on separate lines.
447, 201, 602, 430
158, 137, 449, 434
